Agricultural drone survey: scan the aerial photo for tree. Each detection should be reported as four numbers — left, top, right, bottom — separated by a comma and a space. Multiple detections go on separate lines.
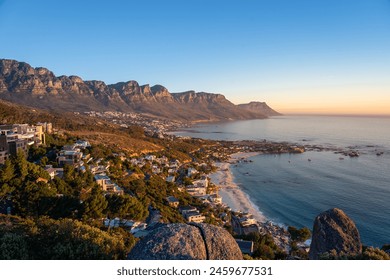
183, 177, 193, 186
28, 145, 46, 161
288, 226, 311, 242
40, 156, 49, 167
16, 181, 57, 217
362, 247, 390, 260
106, 194, 148, 221
82, 186, 108, 220
0, 233, 29, 260
236, 232, 286, 260
14, 150, 28, 180
26, 162, 50, 181
129, 179, 146, 197
51, 177, 72, 196
0, 159, 15, 183
255, 244, 275, 260
62, 165, 76, 183
0, 183, 14, 202
46, 195, 81, 219
0, 216, 136, 259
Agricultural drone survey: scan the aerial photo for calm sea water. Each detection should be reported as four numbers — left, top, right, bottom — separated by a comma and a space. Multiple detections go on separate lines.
175, 116, 390, 247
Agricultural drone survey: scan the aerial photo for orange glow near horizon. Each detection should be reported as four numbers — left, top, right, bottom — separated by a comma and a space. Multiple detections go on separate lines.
239, 85, 390, 116
276, 105, 390, 116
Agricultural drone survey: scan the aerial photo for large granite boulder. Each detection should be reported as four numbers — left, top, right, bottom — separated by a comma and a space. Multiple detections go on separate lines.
128, 223, 243, 260
309, 208, 362, 259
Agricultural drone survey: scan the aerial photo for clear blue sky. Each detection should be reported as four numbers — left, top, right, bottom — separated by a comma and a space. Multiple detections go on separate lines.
1, 0, 390, 114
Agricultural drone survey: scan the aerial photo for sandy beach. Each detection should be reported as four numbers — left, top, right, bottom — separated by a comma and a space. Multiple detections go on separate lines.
209, 152, 266, 223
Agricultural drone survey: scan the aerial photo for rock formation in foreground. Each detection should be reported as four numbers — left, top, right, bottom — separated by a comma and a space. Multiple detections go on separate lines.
309, 208, 362, 259
128, 223, 243, 260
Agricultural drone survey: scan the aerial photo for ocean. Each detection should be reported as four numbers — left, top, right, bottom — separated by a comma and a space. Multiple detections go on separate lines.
175, 116, 390, 247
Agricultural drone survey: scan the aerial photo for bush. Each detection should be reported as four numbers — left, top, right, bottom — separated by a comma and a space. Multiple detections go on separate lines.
288, 226, 311, 242
0, 233, 29, 260
0, 215, 136, 259
362, 247, 390, 260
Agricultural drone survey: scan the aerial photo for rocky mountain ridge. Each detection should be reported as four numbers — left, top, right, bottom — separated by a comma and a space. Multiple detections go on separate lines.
0, 59, 280, 121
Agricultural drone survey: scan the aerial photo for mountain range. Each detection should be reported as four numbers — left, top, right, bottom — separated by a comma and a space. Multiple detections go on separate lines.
0, 59, 281, 121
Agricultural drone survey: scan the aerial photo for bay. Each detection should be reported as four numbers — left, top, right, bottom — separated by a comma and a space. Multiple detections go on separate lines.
175, 116, 390, 247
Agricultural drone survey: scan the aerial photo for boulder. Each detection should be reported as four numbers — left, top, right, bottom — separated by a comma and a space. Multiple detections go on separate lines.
309, 208, 362, 259
128, 223, 243, 260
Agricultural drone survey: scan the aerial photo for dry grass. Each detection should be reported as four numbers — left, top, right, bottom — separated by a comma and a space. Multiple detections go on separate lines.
70, 130, 163, 155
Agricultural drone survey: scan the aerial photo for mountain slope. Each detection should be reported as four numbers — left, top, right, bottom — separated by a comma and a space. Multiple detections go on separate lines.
238, 101, 282, 116
0, 59, 280, 121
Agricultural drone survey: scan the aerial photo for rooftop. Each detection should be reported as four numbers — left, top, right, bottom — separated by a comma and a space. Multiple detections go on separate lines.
94, 174, 110, 180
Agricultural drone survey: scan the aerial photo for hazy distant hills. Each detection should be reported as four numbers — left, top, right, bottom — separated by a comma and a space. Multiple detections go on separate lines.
238, 101, 282, 116
0, 59, 280, 121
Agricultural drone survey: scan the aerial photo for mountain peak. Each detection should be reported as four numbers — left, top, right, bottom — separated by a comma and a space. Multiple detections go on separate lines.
238, 101, 281, 116
0, 58, 279, 121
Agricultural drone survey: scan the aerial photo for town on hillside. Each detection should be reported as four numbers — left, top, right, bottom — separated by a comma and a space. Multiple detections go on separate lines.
0, 121, 315, 259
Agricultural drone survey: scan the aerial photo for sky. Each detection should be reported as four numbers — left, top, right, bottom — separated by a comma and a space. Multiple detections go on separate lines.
0, 0, 389, 115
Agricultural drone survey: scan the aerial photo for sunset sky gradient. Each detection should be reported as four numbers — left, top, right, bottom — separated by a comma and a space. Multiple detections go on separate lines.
0, 0, 389, 115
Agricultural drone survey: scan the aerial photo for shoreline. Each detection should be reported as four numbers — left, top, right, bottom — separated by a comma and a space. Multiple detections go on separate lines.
209, 151, 294, 252
209, 152, 266, 223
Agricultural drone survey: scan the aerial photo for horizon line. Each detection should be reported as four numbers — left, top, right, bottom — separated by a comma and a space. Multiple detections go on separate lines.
276, 113, 390, 118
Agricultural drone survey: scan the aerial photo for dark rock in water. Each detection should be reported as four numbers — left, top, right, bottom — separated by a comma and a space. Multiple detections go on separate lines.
128, 223, 243, 260
348, 151, 360, 157
309, 208, 362, 260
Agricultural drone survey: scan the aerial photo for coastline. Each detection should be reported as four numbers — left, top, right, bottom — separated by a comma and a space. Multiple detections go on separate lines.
209, 152, 298, 252
209, 152, 266, 223
172, 118, 390, 249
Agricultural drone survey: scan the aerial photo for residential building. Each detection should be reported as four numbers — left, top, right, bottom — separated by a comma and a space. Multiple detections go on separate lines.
0, 123, 48, 164
185, 210, 206, 223
145, 155, 156, 161
44, 165, 64, 180
185, 184, 206, 197
90, 165, 109, 175
37, 122, 53, 134
187, 167, 198, 177
0, 151, 8, 164
57, 149, 83, 166
235, 239, 254, 255
75, 140, 91, 149
179, 205, 197, 215
179, 205, 206, 223
193, 178, 209, 188
209, 194, 223, 204
0, 134, 28, 164
166, 175, 175, 183
239, 216, 258, 227
0, 124, 46, 146
152, 165, 161, 174
94, 174, 124, 195
166, 196, 179, 208
8, 139, 28, 157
